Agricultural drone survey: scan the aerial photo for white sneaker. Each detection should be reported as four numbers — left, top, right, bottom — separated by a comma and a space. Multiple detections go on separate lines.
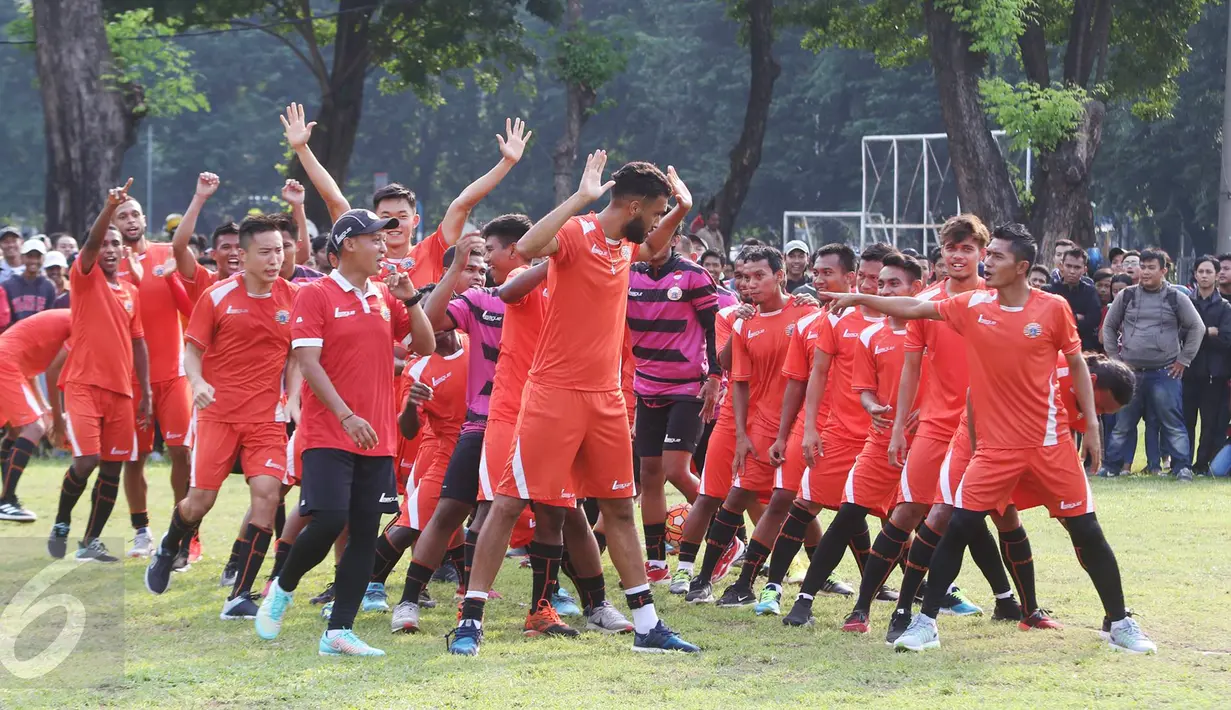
128, 528, 154, 558
0, 499, 36, 522
584, 601, 634, 634
1108, 616, 1157, 654
893, 613, 940, 652
391, 600, 420, 634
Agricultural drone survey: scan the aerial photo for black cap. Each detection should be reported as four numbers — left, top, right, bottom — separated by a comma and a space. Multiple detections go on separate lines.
329, 209, 398, 250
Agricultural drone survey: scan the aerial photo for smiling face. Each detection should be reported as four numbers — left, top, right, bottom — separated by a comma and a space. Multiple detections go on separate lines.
701, 254, 724, 284
214, 233, 241, 278
942, 237, 984, 283
877, 264, 918, 298
856, 258, 882, 296
99, 227, 123, 277
375, 197, 418, 255
785, 249, 808, 280
23, 251, 43, 276
457, 253, 488, 294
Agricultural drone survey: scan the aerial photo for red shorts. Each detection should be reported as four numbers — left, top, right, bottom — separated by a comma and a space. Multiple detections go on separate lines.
64, 382, 136, 462
190, 419, 287, 491
733, 426, 781, 494
841, 438, 901, 519
283, 430, 305, 487
778, 423, 808, 495
135, 376, 192, 454
897, 434, 950, 506
935, 426, 973, 506
700, 421, 736, 499
395, 474, 444, 530
394, 429, 423, 497
959, 441, 1094, 518
497, 384, 632, 507
0, 367, 44, 428
798, 431, 863, 510
481, 419, 520, 503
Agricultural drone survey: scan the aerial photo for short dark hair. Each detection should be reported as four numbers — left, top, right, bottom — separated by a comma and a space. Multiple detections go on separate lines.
1108, 247, 1126, 261
1218, 252, 1231, 265
311, 236, 329, 254
880, 252, 923, 282
815, 243, 856, 274
900, 248, 920, 258
610, 161, 670, 201
1194, 255, 1219, 273
1029, 265, 1051, 279
939, 214, 990, 248
1092, 268, 1113, 283
481, 213, 533, 249
991, 222, 1036, 265
738, 244, 783, 273
443, 242, 484, 269
1086, 353, 1136, 407
1111, 273, 1133, 286
372, 183, 417, 211
928, 247, 942, 265
1062, 247, 1088, 264
860, 242, 896, 265
700, 249, 724, 265
740, 238, 764, 248
211, 222, 239, 249
237, 214, 283, 248
271, 211, 296, 239
1124, 249, 1140, 259
1139, 247, 1170, 269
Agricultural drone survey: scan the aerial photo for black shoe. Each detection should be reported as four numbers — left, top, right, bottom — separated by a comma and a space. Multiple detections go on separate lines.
75, 538, 119, 563
992, 595, 1024, 621
875, 585, 900, 602
48, 522, 69, 559
219, 593, 260, 620
432, 564, 460, 584
172, 546, 191, 573
914, 580, 927, 605
310, 581, 335, 605
419, 588, 438, 609
0, 498, 36, 522
885, 608, 912, 644
716, 583, 756, 608
782, 596, 815, 627
684, 579, 714, 604
145, 547, 175, 595
219, 560, 239, 588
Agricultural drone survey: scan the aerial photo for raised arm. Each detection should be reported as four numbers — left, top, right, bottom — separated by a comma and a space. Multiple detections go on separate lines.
518, 150, 614, 260
439, 118, 530, 246
822, 292, 941, 321
636, 166, 692, 262
282, 178, 311, 264
173, 172, 218, 280
497, 261, 549, 304
80, 178, 133, 274
282, 103, 350, 223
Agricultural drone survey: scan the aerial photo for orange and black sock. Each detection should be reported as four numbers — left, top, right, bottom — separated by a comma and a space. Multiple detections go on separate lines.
696, 506, 742, 581
231, 524, 272, 598
766, 502, 816, 586
999, 525, 1037, 613
400, 561, 435, 605
644, 522, 667, 564
131, 510, 150, 531
1, 438, 35, 501
55, 465, 88, 526
528, 541, 563, 607
160, 505, 195, 556
269, 539, 292, 580
898, 521, 941, 613
83, 468, 120, 541
735, 538, 771, 587
447, 541, 466, 586
853, 520, 911, 612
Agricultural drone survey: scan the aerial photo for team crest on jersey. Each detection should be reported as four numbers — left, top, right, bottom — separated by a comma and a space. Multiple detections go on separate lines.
123, 299, 133, 313
620, 245, 632, 261
1023, 322, 1043, 338
785, 322, 796, 336
380, 305, 391, 322
275, 309, 290, 324
153, 264, 165, 277
667, 286, 683, 301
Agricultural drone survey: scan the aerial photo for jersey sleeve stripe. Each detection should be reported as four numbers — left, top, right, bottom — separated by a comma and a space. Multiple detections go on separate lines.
291, 337, 324, 349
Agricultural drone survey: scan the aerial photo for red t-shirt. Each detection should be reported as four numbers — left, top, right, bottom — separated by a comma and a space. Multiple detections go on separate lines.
816, 307, 884, 440
382, 225, 447, 289
184, 275, 298, 423
731, 302, 817, 435
851, 321, 915, 443
488, 265, 548, 424
782, 307, 834, 430
905, 279, 984, 440
290, 271, 412, 457
64, 257, 143, 397
118, 242, 183, 383
1056, 353, 1086, 434
0, 309, 72, 377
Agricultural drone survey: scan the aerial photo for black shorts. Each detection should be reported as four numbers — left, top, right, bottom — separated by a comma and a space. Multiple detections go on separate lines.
298, 448, 397, 516
634, 398, 704, 457
439, 430, 485, 505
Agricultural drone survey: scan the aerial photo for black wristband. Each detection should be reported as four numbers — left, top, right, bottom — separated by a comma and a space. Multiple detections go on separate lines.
403, 291, 424, 309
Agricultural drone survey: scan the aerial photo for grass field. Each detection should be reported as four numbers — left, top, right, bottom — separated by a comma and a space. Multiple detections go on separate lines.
2, 460, 1229, 709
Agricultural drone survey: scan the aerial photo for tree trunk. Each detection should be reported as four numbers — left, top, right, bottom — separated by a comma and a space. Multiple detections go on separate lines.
552, 0, 595, 206
33, 0, 142, 236
710, 0, 780, 247
922, 0, 1020, 230
286, 0, 374, 228
1029, 100, 1106, 255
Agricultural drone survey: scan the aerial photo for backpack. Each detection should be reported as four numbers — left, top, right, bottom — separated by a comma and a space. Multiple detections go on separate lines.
1120, 283, 1181, 316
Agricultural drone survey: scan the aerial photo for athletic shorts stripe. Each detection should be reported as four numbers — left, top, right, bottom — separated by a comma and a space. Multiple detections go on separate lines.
510, 439, 530, 499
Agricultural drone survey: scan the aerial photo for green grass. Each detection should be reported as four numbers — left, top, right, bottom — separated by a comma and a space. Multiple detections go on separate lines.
3, 460, 1230, 709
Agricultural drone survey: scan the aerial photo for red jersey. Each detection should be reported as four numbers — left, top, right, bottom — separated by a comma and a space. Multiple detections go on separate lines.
64, 257, 144, 397
713, 303, 742, 425
403, 336, 469, 450
290, 271, 412, 457
731, 302, 817, 435
117, 242, 183, 383
0, 309, 72, 377
382, 225, 447, 289
183, 262, 221, 315
936, 289, 1081, 449
851, 321, 915, 443
529, 214, 634, 391
488, 265, 549, 424
816, 307, 883, 440
184, 275, 298, 423
782, 307, 833, 429
905, 279, 984, 440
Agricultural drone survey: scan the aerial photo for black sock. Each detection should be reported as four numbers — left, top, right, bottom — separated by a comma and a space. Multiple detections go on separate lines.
799, 504, 867, 596
559, 546, 581, 589
529, 541, 563, 606
921, 510, 983, 618
371, 530, 404, 585
805, 544, 818, 560
594, 531, 607, 555
847, 516, 871, 575
854, 521, 910, 612
269, 539, 292, 580
160, 505, 196, 555
999, 525, 1037, 613
577, 573, 606, 610
2, 438, 35, 501
131, 510, 150, 531
56, 465, 88, 526
736, 538, 771, 587
735, 523, 747, 543
696, 506, 742, 581
274, 501, 286, 539
232, 524, 272, 598
969, 519, 1012, 596
227, 534, 245, 569
898, 521, 940, 612
1067, 513, 1127, 622
447, 542, 466, 586
83, 468, 120, 541
766, 502, 815, 586
625, 585, 653, 611
678, 540, 701, 566
461, 595, 486, 623
0, 437, 13, 494
463, 529, 479, 586
401, 561, 436, 604
644, 521, 667, 564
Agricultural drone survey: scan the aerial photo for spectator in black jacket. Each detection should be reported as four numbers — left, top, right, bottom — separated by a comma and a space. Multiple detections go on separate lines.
1183, 255, 1231, 473
2, 239, 57, 323
1046, 246, 1103, 351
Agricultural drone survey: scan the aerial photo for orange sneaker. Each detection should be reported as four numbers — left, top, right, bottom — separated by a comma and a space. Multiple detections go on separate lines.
188, 534, 203, 564
523, 599, 580, 638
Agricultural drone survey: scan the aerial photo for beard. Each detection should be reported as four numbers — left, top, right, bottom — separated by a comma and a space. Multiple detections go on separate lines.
623, 218, 648, 244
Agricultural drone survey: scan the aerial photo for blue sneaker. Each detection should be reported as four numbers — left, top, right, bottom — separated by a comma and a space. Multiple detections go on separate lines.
550, 586, 582, 617
319, 629, 385, 657
255, 578, 293, 640
362, 582, 390, 612
632, 620, 700, 653
754, 586, 782, 616
446, 621, 483, 656
938, 587, 983, 616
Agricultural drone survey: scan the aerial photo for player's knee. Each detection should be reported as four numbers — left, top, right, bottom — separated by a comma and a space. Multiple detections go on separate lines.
1063, 512, 1103, 546
989, 506, 1021, 532
309, 509, 348, 538
19, 419, 45, 443
927, 504, 954, 529
74, 455, 100, 477
597, 497, 636, 526
167, 445, 191, 466
947, 508, 986, 540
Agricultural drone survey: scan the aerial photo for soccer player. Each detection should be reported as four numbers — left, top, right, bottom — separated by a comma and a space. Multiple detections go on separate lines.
276, 179, 326, 283
108, 187, 194, 560
627, 228, 719, 584
683, 245, 816, 607
825, 224, 1157, 654
171, 173, 243, 305
0, 309, 71, 521
50, 179, 151, 563
448, 153, 699, 655
143, 215, 298, 621
255, 208, 434, 657
283, 104, 530, 286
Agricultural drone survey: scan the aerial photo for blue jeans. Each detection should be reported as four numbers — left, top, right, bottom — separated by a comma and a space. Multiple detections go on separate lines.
1106, 368, 1191, 471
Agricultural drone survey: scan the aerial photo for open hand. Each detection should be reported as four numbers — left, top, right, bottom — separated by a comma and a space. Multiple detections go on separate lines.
576, 150, 615, 203
665, 165, 692, 211
865, 401, 892, 433
498, 117, 532, 163
281, 103, 316, 149
342, 413, 379, 450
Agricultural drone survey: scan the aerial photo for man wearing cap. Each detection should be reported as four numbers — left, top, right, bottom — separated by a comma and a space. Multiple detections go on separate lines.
255, 207, 434, 657
783, 240, 812, 294
0, 227, 22, 282
42, 251, 68, 301
3, 239, 57, 323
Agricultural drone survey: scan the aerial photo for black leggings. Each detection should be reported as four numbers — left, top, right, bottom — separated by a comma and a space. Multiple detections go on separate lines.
277, 506, 382, 630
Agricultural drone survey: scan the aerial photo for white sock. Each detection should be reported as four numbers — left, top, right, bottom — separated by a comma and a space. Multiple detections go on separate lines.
678, 561, 694, 573
765, 582, 781, 593
464, 590, 489, 600
994, 591, 1014, 599
324, 628, 348, 639
797, 593, 814, 602
648, 560, 667, 569
460, 618, 482, 630
630, 603, 659, 634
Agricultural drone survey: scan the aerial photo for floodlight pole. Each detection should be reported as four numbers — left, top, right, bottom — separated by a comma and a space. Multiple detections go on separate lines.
1219, 2, 1231, 252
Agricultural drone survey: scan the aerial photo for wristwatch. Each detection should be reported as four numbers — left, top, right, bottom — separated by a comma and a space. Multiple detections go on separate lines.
403, 291, 424, 309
